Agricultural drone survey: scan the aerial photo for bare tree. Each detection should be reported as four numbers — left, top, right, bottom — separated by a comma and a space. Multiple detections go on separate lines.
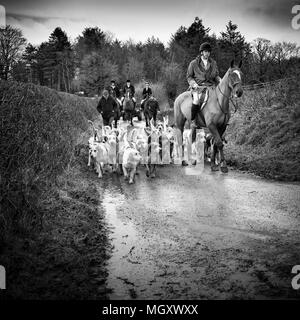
272, 41, 300, 76
251, 38, 275, 81
0, 25, 27, 80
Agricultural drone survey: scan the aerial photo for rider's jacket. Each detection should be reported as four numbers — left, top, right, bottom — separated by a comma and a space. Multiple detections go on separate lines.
142, 87, 152, 99
187, 56, 220, 87
97, 95, 117, 118
107, 85, 121, 99
123, 84, 135, 97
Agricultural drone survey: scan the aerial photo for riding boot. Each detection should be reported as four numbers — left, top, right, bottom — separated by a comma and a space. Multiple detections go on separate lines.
191, 104, 199, 128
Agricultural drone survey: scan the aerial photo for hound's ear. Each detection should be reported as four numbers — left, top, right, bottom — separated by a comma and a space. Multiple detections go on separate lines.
230, 60, 235, 68
238, 60, 243, 68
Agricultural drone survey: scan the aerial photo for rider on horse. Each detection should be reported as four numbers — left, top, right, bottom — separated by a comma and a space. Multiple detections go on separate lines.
107, 80, 122, 106
121, 79, 136, 108
141, 81, 152, 110
187, 42, 221, 128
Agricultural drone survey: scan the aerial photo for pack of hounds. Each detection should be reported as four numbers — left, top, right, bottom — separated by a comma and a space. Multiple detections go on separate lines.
88, 116, 211, 184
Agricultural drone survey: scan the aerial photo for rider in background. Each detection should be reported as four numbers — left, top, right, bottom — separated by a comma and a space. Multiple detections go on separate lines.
121, 79, 136, 108
141, 81, 152, 110
107, 80, 122, 106
107, 80, 122, 122
187, 42, 221, 128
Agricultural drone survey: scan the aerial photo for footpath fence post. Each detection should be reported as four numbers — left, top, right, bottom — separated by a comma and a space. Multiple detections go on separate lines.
161, 133, 171, 164
0, 265, 5, 290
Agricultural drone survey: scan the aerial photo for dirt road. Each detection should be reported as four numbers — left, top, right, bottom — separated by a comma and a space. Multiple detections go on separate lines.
95, 155, 300, 299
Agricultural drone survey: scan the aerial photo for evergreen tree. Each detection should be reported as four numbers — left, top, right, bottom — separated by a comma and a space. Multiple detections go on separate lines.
218, 21, 251, 78
45, 27, 74, 91
75, 27, 106, 64
80, 52, 119, 96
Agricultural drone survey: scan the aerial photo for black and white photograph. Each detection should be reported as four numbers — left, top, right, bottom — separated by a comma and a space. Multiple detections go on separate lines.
0, 0, 300, 309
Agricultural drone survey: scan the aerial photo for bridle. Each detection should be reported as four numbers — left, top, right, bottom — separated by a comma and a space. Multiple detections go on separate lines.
216, 70, 242, 114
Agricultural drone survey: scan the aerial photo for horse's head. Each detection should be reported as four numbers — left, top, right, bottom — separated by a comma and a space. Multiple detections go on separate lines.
228, 60, 243, 98
125, 88, 132, 99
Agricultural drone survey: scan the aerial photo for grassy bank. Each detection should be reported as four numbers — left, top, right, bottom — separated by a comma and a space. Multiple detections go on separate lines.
226, 77, 300, 181
1, 151, 111, 299
0, 81, 110, 299
0, 80, 97, 239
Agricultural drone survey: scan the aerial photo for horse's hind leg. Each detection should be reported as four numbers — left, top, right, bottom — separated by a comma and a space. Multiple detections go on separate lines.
177, 118, 187, 166
145, 114, 149, 127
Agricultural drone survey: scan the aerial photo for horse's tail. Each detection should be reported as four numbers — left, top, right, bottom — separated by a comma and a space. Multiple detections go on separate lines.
174, 94, 184, 129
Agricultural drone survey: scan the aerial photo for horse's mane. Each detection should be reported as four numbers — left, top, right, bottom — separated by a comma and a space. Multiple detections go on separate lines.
219, 68, 231, 87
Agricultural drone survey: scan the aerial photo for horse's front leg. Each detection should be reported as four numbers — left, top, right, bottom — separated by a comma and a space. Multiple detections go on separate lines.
218, 129, 228, 173
130, 112, 133, 126
207, 123, 223, 171
211, 144, 219, 171
153, 113, 157, 127
219, 145, 228, 173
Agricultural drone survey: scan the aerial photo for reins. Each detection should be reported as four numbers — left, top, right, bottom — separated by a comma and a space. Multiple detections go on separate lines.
216, 82, 239, 114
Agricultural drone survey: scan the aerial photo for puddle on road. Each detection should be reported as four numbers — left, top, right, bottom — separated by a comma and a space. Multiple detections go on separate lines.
101, 190, 140, 299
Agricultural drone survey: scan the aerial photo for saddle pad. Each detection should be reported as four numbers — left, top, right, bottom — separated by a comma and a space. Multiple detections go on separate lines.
190, 87, 209, 110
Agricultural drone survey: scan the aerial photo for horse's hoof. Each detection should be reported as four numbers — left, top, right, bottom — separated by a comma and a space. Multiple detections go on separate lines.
221, 166, 228, 173
150, 173, 156, 178
182, 160, 189, 166
135, 171, 139, 175
211, 165, 219, 172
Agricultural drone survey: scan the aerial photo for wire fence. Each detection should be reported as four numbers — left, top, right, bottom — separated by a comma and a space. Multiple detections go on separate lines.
242, 77, 295, 91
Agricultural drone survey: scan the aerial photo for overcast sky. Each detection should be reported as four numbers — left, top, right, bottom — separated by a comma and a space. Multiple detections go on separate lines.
2, 0, 300, 46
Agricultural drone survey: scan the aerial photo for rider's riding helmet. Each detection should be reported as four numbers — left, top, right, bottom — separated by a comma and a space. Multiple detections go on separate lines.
111, 80, 116, 84
199, 42, 212, 53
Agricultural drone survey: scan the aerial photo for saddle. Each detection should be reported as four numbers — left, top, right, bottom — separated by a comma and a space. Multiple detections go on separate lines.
193, 87, 209, 110
190, 86, 211, 127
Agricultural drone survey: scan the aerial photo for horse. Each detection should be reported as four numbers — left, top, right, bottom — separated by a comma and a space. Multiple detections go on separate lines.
174, 60, 243, 172
143, 96, 159, 127
109, 92, 121, 128
123, 89, 135, 126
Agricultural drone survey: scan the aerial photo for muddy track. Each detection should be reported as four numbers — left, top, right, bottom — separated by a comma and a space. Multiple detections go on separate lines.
1, 120, 300, 300
97, 162, 300, 299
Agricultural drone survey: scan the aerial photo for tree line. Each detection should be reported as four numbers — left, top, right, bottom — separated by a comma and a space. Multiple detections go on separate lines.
1, 17, 299, 102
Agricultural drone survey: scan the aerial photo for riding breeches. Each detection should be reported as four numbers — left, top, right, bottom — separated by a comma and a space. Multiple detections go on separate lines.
191, 86, 208, 121
191, 90, 200, 105
191, 86, 208, 105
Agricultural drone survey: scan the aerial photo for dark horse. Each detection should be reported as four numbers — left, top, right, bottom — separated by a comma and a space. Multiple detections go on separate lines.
123, 89, 135, 126
110, 93, 121, 128
174, 60, 243, 172
143, 96, 159, 127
